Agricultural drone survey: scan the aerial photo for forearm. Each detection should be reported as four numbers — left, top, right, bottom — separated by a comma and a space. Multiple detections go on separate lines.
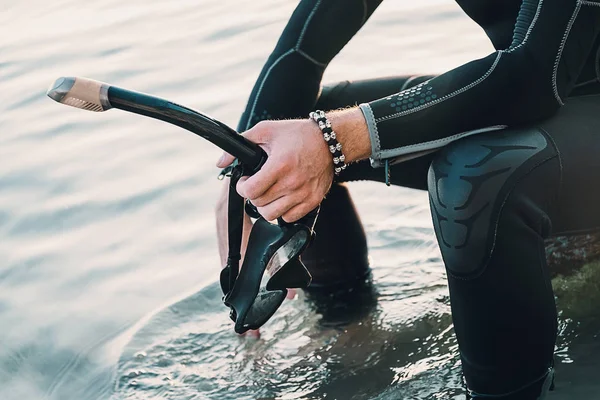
325, 107, 372, 163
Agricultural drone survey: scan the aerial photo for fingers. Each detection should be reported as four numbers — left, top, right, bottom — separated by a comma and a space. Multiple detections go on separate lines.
281, 201, 315, 223
256, 195, 301, 222
244, 176, 299, 208
216, 151, 235, 168
215, 119, 328, 222
236, 159, 283, 200
216, 122, 271, 168
240, 171, 320, 222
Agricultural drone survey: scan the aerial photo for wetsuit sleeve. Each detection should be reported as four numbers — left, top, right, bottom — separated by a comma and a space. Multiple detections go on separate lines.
237, 0, 384, 132
361, 0, 600, 167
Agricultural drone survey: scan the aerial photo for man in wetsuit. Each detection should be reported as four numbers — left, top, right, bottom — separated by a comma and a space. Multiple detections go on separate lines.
215, 0, 600, 398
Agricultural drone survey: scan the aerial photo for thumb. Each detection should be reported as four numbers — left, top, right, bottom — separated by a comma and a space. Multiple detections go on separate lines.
216, 152, 235, 168
216, 124, 268, 168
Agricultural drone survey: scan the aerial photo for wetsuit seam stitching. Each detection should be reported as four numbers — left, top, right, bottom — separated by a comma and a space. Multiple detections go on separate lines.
296, 0, 322, 50
506, 0, 544, 53
581, 0, 600, 6
296, 49, 327, 67
448, 152, 558, 282
596, 45, 600, 83
539, 127, 564, 221
245, 49, 295, 131
537, 225, 557, 334
375, 52, 503, 123
372, 125, 507, 160
552, 2, 582, 106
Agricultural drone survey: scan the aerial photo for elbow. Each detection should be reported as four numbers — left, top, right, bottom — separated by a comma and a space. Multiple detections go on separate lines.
515, 89, 561, 124
500, 48, 563, 125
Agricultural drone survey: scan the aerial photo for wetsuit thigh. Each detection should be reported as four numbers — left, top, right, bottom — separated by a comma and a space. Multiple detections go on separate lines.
539, 94, 600, 235
316, 75, 437, 190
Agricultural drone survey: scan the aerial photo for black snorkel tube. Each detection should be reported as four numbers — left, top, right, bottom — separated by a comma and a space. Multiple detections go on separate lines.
46, 77, 267, 171
47, 77, 314, 334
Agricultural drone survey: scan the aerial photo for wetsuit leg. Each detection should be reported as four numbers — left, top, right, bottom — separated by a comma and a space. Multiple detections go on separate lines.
427, 93, 600, 398
303, 76, 436, 287
310, 75, 600, 398
429, 128, 559, 397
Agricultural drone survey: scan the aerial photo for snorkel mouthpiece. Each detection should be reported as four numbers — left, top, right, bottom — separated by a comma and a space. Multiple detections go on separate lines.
47, 77, 112, 112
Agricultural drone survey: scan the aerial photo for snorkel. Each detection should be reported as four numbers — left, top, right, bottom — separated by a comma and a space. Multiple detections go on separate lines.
47, 77, 315, 334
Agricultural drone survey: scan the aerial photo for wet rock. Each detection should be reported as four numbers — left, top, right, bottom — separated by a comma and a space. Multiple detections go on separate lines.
552, 261, 600, 320
545, 232, 600, 278
546, 232, 600, 320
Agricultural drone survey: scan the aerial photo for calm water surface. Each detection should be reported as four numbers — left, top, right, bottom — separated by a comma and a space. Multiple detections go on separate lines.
1, 1, 598, 399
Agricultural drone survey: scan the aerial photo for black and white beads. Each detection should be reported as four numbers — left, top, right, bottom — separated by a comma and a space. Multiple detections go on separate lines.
309, 110, 347, 175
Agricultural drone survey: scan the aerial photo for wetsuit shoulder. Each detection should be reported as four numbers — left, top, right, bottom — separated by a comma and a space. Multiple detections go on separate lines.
455, 0, 523, 49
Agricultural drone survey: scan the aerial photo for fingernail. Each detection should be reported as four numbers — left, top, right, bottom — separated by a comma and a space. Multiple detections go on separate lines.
217, 154, 225, 166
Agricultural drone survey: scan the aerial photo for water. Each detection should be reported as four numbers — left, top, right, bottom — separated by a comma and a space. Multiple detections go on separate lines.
1, 1, 598, 399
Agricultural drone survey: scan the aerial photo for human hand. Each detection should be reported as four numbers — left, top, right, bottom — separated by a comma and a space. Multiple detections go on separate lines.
216, 119, 334, 223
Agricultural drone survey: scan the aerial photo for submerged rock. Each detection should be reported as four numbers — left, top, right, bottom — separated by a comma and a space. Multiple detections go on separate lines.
546, 232, 600, 320
545, 233, 600, 278
552, 260, 600, 320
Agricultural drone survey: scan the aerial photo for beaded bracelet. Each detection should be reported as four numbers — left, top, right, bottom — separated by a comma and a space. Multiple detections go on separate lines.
309, 110, 347, 175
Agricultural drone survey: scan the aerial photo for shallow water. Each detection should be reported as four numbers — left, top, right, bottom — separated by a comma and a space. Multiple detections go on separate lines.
1, 1, 598, 399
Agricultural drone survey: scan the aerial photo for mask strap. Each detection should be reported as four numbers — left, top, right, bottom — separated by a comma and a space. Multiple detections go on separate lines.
220, 164, 245, 299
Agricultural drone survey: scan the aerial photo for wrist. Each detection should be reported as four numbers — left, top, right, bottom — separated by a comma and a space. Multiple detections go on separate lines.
324, 107, 372, 163
309, 110, 348, 175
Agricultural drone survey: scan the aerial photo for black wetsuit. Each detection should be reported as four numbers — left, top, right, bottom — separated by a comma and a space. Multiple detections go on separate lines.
237, 1, 600, 398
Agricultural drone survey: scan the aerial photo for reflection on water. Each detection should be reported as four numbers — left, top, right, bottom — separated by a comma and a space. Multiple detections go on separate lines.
115, 279, 459, 400
1, 0, 598, 399
114, 273, 600, 400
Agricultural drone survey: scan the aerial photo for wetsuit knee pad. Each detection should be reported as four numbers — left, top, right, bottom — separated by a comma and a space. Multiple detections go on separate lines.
427, 128, 558, 279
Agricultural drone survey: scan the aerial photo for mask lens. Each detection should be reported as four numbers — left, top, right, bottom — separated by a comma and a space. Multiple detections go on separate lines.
240, 230, 311, 331
265, 230, 309, 277
224, 218, 313, 334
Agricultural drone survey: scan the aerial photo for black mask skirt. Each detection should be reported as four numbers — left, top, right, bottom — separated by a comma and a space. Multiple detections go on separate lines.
219, 164, 318, 334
